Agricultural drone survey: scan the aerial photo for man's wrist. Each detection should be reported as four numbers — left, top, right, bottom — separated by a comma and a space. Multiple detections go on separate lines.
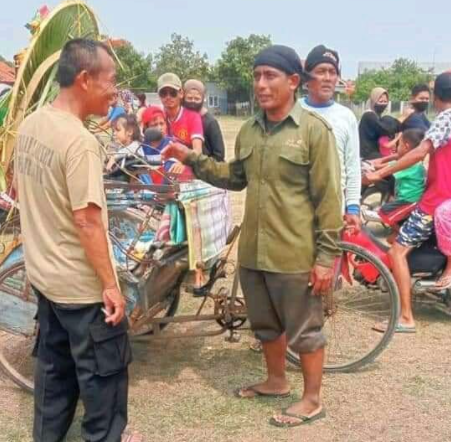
346, 204, 360, 216
184, 151, 201, 166
101, 277, 118, 291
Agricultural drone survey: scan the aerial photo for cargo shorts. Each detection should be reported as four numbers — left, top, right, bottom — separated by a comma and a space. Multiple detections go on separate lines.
239, 267, 326, 354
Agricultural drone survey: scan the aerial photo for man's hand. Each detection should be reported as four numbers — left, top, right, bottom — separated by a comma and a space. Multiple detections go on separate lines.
309, 264, 334, 296
401, 104, 415, 121
169, 162, 186, 174
344, 214, 362, 235
365, 171, 382, 183
102, 286, 126, 326
370, 158, 384, 169
161, 141, 192, 163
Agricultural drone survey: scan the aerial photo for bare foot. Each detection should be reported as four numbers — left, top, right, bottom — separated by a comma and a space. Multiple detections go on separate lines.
436, 273, 451, 288
285, 398, 321, 417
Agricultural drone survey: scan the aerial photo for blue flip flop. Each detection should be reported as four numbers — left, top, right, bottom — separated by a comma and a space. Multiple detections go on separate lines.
394, 323, 416, 334
373, 320, 416, 334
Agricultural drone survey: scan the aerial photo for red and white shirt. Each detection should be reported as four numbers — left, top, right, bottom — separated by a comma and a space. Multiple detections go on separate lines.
166, 107, 204, 148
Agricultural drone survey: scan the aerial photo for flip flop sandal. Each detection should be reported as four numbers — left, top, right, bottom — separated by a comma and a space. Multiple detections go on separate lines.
249, 340, 263, 353
373, 320, 416, 334
394, 323, 416, 334
234, 385, 291, 399
269, 408, 326, 428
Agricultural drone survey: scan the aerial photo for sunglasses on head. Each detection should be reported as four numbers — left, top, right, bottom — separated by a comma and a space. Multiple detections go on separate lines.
159, 88, 179, 98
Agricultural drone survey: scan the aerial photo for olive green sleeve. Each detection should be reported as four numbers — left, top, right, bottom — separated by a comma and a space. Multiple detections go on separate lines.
308, 123, 343, 267
184, 137, 248, 191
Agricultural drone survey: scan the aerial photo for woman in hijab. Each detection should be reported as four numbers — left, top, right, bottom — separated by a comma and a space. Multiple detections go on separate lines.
183, 79, 225, 161
359, 87, 393, 160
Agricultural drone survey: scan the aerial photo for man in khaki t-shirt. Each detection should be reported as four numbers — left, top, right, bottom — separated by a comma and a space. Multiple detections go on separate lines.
15, 39, 140, 442
16, 105, 114, 303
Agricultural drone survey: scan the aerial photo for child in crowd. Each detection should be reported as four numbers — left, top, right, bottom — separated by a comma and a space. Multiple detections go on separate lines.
141, 106, 192, 182
377, 129, 426, 235
141, 106, 173, 155
378, 115, 402, 157
106, 114, 142, 172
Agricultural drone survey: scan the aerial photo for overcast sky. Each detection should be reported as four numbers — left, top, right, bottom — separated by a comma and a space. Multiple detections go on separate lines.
1, 0, 450, 78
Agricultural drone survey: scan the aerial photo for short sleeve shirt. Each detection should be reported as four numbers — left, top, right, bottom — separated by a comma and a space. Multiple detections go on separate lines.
167, 107, 204, 147
394, 163, 425, 203
425, 108, 451, 149
15, 105, 115, 304
418, 108, 451, 214
402, 112, 431, 132
107, 105, 126, 122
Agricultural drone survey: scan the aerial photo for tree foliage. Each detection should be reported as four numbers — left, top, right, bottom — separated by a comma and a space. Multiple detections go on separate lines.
354, 58, 433, 102
114, 43, 156, 91
154, 33, 210, 81
215, 34, 272, 102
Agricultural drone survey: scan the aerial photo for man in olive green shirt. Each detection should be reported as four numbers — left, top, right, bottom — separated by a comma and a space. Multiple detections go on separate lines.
163, 45, 342, 427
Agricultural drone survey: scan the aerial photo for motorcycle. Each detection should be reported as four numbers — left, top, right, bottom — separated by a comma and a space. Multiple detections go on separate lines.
343, 219, 451, 316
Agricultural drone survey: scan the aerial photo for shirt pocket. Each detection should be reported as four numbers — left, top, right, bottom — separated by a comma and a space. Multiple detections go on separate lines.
238, 144, 255, 179
278, 141, 309, 185
89, 318, 132, 377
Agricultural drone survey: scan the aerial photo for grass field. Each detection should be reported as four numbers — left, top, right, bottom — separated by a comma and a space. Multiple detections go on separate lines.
0, 117, 450, 442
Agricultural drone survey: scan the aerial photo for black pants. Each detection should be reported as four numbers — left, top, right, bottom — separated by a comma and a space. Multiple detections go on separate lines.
33, 291, 132, 442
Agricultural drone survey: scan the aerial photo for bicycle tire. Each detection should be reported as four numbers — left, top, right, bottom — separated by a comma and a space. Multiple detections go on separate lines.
286, 241, 400, 373
0, 261, 36, 393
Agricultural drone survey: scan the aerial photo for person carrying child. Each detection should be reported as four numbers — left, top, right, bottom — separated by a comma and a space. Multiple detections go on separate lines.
366, 72, 451, 332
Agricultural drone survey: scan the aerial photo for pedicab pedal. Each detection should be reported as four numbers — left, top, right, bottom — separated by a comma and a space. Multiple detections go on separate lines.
225, 331, 241, 343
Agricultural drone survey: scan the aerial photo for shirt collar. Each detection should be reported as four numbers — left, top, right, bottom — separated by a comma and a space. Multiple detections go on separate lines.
253, 101, 303, 130
168, 106, 184, 123
304, 96, 335, 108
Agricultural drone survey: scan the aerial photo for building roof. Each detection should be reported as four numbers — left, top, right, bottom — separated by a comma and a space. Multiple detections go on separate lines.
0, 61, 15, 85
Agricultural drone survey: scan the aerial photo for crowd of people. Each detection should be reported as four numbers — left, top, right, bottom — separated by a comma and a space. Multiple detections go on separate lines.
12, 36, 451, 441
102, 72, 226, 182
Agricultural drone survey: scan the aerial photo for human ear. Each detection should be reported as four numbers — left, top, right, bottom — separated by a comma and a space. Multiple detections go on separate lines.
289, 74, 301, 91
76, 70, 90, 92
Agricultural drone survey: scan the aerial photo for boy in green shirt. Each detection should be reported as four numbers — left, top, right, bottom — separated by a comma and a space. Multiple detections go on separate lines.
379, 128, 426, 225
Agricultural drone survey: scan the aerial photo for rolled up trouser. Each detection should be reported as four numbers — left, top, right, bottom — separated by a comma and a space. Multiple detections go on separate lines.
239, 267, 326, 354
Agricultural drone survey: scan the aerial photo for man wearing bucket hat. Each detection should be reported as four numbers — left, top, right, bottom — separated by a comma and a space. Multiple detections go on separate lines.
301, 44, 361, 234
162, 44, 343, 427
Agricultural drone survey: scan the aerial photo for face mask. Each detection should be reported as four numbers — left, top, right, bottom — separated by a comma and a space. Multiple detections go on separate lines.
144, 128, 163, 144
411, 101, 429, 113
184, 101, 203, 112
374, 104, 387, 115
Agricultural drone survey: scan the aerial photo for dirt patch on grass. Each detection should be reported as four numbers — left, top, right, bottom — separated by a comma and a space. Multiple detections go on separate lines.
0, 117, 450, 442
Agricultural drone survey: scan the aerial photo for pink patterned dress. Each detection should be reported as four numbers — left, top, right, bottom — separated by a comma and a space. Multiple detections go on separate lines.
435, 199, 451, 256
